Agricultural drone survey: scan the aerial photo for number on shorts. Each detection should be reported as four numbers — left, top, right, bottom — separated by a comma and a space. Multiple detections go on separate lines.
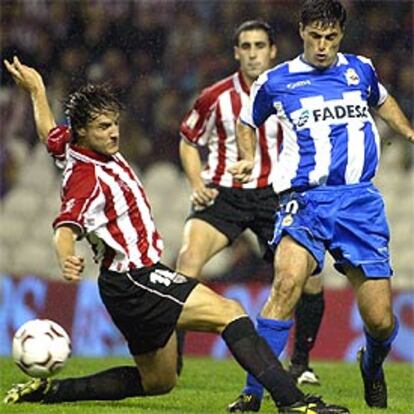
285, 199, 299, 214
149, 269, 177, 286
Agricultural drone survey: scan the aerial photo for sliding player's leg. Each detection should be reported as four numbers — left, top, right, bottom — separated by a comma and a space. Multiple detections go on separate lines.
175, 217, 230, 374
178, 283, 306, 409
178, 282, 348, 413
4, 333, 178, 404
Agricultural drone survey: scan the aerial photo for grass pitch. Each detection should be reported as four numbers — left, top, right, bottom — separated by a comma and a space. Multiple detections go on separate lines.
1, 357, 413, 413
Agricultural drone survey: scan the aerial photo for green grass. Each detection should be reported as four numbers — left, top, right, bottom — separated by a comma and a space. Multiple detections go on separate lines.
1, 357, 413, 413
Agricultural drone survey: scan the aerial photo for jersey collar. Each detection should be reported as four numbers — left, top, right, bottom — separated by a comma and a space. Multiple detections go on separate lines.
69, 144, 114, 163
236, 71, 251, 95
291, 52, 348, 72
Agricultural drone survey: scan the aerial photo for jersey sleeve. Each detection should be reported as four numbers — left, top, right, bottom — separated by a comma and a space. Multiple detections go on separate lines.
240, 72, 275, 128
53, 164, 99, 234
47, 125, 72, 169
179, 89, 216, 146
357, 56, 388, 107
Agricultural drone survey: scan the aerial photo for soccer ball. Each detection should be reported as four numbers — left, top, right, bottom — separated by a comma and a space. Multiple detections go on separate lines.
12, 319, 71, 378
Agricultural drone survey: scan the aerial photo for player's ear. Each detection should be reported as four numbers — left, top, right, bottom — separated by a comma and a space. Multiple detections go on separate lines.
77, 127, 86, 138
299, 23, 305, 40
270, 44, 277, 60
234, 46, 240, 62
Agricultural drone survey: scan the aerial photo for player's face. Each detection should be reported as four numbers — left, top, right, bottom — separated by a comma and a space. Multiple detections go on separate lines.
300, 21, 344, 69
235, 29, 277, 84
78, 111, 120, 156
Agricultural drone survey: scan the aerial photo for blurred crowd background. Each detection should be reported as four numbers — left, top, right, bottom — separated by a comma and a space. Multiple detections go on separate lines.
0, 0, 413, 286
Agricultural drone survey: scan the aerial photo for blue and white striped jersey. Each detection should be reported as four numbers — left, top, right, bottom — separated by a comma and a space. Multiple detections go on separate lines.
240, 53, 388, 193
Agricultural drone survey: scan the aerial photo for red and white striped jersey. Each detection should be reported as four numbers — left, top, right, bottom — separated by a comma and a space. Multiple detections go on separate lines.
53, 145, 163, 272
180, 71, 283, 189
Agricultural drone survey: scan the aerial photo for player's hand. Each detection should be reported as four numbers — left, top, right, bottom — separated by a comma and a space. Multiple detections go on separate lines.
228, 160, 254, 183
61, 256, 85, 283
190, 184, 219, 209
3, 56, 45, 95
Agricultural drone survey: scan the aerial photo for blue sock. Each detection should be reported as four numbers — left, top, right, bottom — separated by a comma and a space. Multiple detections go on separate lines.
243, 317, 293, 399
362, 316, 399, 380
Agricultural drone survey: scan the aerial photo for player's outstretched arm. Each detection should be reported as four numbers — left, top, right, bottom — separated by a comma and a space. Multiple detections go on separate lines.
4, 56, 56, 144
376, 95, 414, 144
228, 120, 256, 183
179, 139, 218, 207
53, 226, 85, 283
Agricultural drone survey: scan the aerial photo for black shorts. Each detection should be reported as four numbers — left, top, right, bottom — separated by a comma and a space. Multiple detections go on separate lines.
188, 185, 279, 258
98, 263, 199, 355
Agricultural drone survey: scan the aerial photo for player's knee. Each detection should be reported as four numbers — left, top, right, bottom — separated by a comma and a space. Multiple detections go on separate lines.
303, 275, 323, 295
366, 312, 394, 339
208, 298, 245, 334
227, 298, 245, 319
221, 299, 246, 328
142, 371, 177, 395
177, 245, 203, 271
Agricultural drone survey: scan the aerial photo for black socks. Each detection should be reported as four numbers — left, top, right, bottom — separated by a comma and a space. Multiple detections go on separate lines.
176, 329, 186, 376
292, 291, 325, 367
222, 316, 304, 407
44, 366, 144, 403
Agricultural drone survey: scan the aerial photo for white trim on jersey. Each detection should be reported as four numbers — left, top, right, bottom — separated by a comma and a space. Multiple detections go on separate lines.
272, 114, 301, 193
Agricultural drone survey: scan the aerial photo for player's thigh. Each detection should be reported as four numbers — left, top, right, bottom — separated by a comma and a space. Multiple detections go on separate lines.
346, 266, 393, 337
262, 236, 318, 318
177, 283, 245, 333
177, 218, 229, 273
133, 331, 177, 395
274, 235, 317, 288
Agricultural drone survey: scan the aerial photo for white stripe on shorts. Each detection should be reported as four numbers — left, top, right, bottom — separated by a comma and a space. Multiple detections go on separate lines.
125, 272, 185, 306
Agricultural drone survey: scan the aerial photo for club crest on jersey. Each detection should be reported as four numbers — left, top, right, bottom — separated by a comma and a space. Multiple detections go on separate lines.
345, 68, 360, 86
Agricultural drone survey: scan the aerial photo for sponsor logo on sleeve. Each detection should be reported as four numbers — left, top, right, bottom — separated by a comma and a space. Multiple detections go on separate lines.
62, 198, 76, 214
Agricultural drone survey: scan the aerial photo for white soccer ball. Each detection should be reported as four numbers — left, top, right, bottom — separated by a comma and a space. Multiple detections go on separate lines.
12, 319, 71, 378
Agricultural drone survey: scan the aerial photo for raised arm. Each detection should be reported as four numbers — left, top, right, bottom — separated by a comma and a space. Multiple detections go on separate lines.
4, 56, 56, 144
179, 138, 218, 207
375, 95, 414, 143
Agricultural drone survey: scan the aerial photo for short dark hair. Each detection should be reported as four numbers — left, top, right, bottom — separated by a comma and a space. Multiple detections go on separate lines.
65, 84, 123, 140
233, 20, 276, 46
300, 0, 347, 29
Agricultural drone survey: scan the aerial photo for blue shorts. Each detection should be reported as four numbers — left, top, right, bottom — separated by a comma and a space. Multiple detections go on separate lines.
270, 182, 393, 277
